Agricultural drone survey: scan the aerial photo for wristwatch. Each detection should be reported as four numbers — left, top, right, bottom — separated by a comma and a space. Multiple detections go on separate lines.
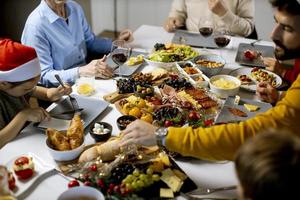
155, 127, 168, 148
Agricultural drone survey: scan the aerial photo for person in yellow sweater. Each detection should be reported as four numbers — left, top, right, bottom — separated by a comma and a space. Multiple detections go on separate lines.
120, 0, 300, 161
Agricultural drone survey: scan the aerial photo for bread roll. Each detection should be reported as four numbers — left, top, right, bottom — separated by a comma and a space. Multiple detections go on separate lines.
79, 140, 120, 163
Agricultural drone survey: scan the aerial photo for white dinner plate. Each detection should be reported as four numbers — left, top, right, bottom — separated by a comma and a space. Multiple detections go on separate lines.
229, 67, 282, 92
6, 153, 55, 199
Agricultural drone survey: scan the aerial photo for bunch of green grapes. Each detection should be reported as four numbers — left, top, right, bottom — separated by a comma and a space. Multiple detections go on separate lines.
121, 168, 160, 191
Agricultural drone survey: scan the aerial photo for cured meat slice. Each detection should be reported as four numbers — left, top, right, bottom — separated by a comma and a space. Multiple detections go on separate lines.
228, 107, 248, 117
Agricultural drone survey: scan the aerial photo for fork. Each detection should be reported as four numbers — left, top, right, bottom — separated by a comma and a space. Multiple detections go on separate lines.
54, 74, 79, 111
187, 185, 237, 196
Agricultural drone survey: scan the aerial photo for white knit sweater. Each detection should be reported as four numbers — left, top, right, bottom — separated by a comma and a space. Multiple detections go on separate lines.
168, 0, 255, 37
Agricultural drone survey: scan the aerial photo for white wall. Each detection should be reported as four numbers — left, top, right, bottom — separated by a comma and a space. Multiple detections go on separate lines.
90, 0, 275, 41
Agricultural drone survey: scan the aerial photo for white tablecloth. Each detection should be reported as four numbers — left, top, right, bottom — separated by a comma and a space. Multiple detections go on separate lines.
0, 25, 274, 200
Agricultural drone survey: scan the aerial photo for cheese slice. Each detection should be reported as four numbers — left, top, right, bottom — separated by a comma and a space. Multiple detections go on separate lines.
244, 104, 259, 112
160, 168, 183, 192
160, 188, 174, 198
234, 95, 240, 105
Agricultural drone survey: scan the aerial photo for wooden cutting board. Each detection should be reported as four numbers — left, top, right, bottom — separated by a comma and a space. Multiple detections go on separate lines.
103, 91, 133, 104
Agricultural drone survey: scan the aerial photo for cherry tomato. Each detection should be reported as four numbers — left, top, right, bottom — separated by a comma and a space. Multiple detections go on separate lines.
188, 111, 200, 121
8, 172, 16, 191
84, 181, 92, 186
97, 179, 105, 188
15, 169, 33, 180
164, 120, 173, 127
68, 180, 80, 188
89, 164, 97, 172
204, 119, 214, 126
14, 156, 30, 166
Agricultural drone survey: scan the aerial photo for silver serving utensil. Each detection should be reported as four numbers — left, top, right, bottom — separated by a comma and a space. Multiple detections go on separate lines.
181, 192, 237, 200
250, 39, 262, 46
187, 185, 237, 196
54, 74, 79, 111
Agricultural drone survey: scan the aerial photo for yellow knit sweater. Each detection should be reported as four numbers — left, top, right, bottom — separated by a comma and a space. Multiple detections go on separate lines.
166, 75, 300, 161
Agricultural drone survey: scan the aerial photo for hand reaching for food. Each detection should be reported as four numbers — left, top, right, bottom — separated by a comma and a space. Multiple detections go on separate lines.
119, 120, 157, 147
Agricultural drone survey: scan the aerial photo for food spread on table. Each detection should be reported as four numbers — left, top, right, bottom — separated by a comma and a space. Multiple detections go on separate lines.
3, 38, 277, 199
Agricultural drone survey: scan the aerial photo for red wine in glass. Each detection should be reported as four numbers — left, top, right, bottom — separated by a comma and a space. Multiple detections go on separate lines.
214, 36, 231, 48
199, 27, 213, 38
111, 53, 127, 65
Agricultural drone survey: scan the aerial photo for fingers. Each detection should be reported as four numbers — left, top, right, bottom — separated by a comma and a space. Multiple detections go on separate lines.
165, 18, 177, 32
119, 29, 133, 42
95, 59, 113, 78
41, 108, 51, 121
99, 55, 107, 62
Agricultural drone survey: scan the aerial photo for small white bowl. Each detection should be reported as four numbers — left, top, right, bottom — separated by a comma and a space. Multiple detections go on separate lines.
46, 137, 85, 161
209, 75, 241, 98
58, 186, 105, 200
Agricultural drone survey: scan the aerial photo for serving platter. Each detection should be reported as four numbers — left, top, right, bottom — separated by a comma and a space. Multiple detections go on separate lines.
229, 67, 282, 92
6, 153, 55, 199
235, 43, 274, 67
37, 95, 109, 130
215, 96, 272, 124
172, 29, 218, 49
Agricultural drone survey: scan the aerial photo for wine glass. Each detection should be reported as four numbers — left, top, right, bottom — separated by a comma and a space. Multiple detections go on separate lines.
213, 27, 231, 58
198, 17, 214, 52
110, 39, 130, 78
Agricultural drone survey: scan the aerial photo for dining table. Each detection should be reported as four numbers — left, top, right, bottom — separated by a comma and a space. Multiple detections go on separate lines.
0, 25, 275, 200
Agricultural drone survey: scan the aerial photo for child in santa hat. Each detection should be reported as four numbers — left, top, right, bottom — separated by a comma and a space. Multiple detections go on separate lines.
0, 39, 72, 148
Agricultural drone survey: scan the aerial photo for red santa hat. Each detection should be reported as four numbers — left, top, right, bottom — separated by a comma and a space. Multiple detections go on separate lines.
0, 39, 41, 82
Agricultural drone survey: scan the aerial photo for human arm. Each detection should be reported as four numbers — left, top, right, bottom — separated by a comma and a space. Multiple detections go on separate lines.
0, 108, 50, 148
32, 84, 72, 102
209, 0, 254, 37
21, 25, 80, 87
78, 5, 112, 54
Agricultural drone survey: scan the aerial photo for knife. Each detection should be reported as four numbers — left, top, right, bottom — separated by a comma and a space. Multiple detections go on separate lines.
50, 108, 83, 118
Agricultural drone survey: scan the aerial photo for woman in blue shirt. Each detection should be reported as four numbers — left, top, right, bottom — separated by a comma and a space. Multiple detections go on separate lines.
22, 0, 133, 87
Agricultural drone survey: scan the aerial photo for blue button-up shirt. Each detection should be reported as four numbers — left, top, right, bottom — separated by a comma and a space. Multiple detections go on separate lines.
22, 0, 112, 87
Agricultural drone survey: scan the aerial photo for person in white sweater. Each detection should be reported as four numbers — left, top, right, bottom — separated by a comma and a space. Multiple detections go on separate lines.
164, 0, 255, 37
